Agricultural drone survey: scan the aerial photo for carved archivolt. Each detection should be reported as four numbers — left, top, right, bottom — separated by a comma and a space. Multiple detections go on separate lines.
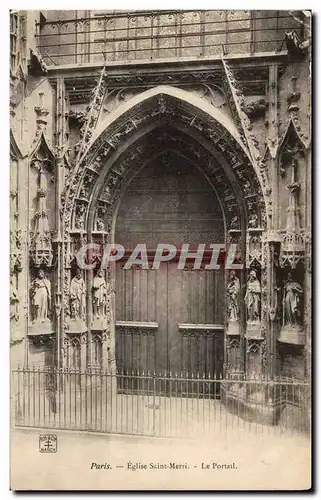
64, 123, 266, 240
62, 88, 269, 237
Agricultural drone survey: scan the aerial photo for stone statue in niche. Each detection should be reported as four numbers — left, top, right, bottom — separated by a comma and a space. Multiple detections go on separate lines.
10, 278, 19, 322
245, 269, 261, 338
68, 268, 87, 334
92, 269, 108, 317
91, 268, 108, 331
70, 268, 86, 320
29, 269, 54, 335
280, 271, 304, 345
245, 270, 261, 322
248, 213, 258, 228
227, 270, 240, 335
31, 269, 51, 322
283, 272, 303, 325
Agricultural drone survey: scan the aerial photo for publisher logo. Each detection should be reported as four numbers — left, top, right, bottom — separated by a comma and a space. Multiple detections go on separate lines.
39, 434, 57, 453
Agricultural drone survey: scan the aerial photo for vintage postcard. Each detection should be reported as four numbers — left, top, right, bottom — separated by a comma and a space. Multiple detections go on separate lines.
10, 8, 312, 491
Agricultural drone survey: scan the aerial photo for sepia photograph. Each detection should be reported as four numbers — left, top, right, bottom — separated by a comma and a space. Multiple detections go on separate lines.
9, 5, 312, 491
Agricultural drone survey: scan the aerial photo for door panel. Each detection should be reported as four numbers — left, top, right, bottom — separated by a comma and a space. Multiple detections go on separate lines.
115, 262, 224, 378
114, 150, 225, 391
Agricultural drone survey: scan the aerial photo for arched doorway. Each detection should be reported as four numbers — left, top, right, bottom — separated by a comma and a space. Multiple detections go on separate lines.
114, 146, 225, 382
64, 86, 268, 389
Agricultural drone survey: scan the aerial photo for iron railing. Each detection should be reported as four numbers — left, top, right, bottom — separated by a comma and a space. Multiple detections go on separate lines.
12, 367, 310, 439
35, 10, 304, 66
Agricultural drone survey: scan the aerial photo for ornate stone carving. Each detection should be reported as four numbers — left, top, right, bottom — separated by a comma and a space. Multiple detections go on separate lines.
10, 229, 22, 274
75, 67, 107, 162
245, 269, 261, 338
30, 269, 51, 321
279, 125, 305, 268
61, 93, 269, 374
226, 270, 240, 335
287, 91, 301, 113
95, 203, 108, 231
30, 159, 53, 268
67, 268, 87, 334
279, 271, 304, 345
70, 269, 86, 320
68, 109, 86, 128
91, 268, 108, 331
74, 201, 87, 230
279, 122, 305, 176
10, 278, 19, 322
29, 269, 53, 334
79, 172, 96, 200
229, 216, 240, 231
246, 229, 263, 268
242, 98, 267, 120
64, 93, 267, 242
31, 94, 50, 149
221, 59, 272, 220
284, 30, 310, 60
280, 230, 305, 269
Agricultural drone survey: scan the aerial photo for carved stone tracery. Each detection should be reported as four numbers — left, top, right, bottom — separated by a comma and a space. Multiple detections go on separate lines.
30, 158, 53, 268
279, 121, 306, 269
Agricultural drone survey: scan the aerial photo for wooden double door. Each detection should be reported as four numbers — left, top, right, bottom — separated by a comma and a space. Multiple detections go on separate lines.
115, 261, 224, 377
114, 150, 225, 386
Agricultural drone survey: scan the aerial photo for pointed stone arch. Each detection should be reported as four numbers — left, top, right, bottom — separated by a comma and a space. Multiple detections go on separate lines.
59, 85, 274, 382
278, 118, 310, 155
29, 131, 55, 166
62, 85, 269, 238
10, 129, 24, 160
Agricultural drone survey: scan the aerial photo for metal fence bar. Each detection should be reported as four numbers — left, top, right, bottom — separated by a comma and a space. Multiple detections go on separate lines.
12, 367, 311, 439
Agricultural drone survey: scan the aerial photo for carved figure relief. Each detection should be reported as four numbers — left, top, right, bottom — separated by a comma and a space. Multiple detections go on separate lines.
74, 202, 87, 230
92, 269, 108, 318
10, 278, 19, 322
91, 268, 109, 331
248, 212, 258, 228
29, 269, 54, 335
30, 269, 51, 322
283, 272, 303, 327
96, 203, 108, 231
70, 268, 86, 320
245, 269, 261, 338
226, 270, 240, 335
